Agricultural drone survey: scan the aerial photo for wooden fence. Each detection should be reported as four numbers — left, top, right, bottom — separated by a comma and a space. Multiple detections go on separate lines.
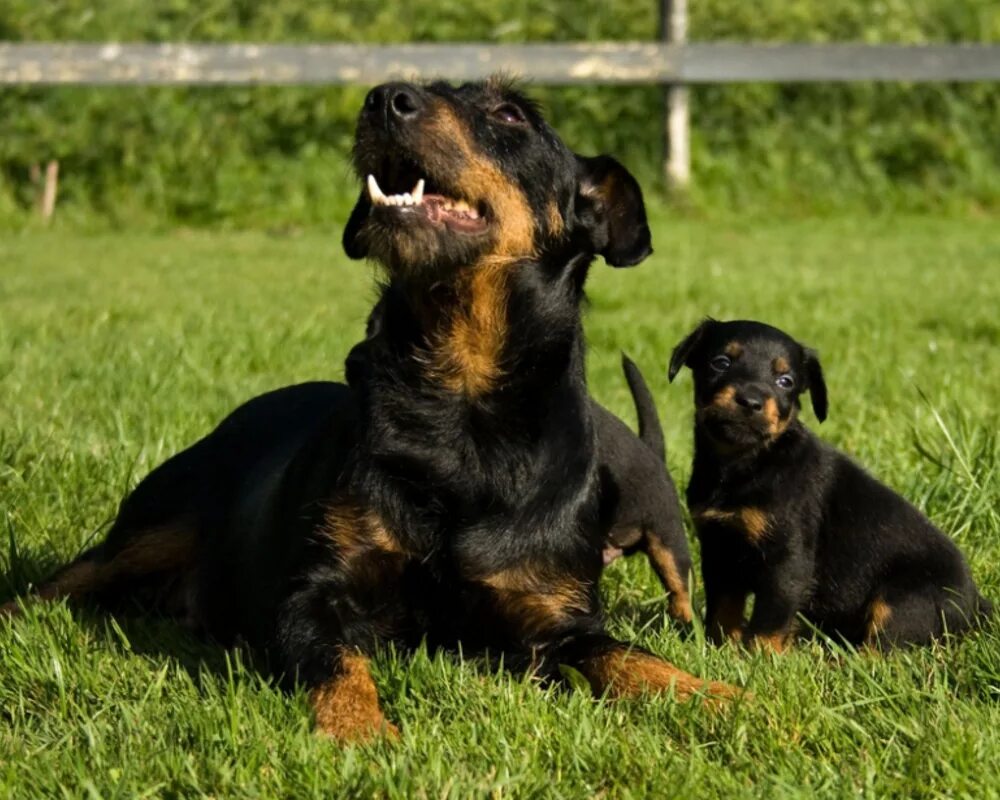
2, 0, 999, 203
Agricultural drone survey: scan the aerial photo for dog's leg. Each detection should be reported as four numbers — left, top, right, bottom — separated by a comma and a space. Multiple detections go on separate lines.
1, 522, 197, 617
705, 591, 748, 645
744, 581, 802, 653
559, 633, 741, 703
276, 500, 408, 743
277, 608, 399, 744
479, 566, 740, 703
643, 529, 693, 624
309, 647, 399, 743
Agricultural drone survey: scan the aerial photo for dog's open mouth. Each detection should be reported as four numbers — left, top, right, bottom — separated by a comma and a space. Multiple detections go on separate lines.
365, 167, 489, 235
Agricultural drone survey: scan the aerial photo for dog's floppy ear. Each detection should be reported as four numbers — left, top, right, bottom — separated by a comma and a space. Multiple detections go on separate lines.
574, 155, 652, 267
803, 348, 828, 422
342, 189, 371, 260
668, 319, 714, 382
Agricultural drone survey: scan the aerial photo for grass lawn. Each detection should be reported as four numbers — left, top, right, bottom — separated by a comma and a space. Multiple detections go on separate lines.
1, 212, 999, 797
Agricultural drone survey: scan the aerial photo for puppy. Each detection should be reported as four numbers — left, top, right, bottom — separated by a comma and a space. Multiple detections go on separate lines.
669, 318, 992, 650
595, 356, 693, 625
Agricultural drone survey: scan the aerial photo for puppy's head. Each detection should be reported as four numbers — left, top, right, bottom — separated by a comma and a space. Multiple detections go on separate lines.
669, 319, 828, 453
343, 76, 651, 281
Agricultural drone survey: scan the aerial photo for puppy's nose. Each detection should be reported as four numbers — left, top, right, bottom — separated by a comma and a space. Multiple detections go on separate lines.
363, 82, 424, 124
735, 390, 765, 413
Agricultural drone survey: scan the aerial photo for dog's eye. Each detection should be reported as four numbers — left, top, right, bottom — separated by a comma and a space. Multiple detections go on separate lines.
491, 103, 528, 125
710, 355, 731, 372
776, 374, 795, 390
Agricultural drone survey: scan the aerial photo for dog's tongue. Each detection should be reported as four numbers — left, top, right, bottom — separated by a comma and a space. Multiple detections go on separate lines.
423, 195, 486, 231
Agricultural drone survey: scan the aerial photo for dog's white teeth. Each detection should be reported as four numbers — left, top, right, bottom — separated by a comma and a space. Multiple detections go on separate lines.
368, 175, 429, 209
367, 174, 386, 205
467, 207, 480, 219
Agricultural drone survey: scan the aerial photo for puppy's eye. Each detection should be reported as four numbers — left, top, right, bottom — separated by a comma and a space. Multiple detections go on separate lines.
776, 374, 795, 390
710, 355, 731, 372
491, 103, 527, 125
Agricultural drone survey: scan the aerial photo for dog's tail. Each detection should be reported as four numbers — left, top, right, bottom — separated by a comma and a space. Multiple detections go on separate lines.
622, 353, 665, 462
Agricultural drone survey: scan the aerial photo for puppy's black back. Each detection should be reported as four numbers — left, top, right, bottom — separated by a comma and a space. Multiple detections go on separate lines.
809, 446, 990, 642
594, 356, 692, 623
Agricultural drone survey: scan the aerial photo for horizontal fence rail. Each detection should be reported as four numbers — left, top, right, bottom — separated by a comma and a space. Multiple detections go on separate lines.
2, 42, 1000, 86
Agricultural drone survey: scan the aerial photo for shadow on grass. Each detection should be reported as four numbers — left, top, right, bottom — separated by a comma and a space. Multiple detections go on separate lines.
0, 548, 259, 684
0, 551, 542, 699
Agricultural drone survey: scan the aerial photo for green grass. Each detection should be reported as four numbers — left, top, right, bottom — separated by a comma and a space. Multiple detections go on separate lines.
1, 212, 999, 797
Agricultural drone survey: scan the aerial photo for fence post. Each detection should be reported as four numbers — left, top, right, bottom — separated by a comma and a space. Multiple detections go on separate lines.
660, 0, 690, 190
41, 160, 59, 223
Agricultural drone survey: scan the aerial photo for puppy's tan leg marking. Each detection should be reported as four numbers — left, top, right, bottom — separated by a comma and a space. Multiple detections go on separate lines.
750, 631, 790, 653
708, 593, 748, 644
645, 536, 693, 624
864, 597, 893, 647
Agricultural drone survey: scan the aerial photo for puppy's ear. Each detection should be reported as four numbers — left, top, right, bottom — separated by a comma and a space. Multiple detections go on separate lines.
342, 189, 371, 260
803, 348, 828, 422
574, 155, 652, 267
668, 319, 714, 382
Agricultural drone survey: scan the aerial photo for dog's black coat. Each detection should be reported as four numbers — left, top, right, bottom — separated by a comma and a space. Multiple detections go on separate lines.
10, 79, 735, 737
669, 318, 991, 649
357, 302, 694, 626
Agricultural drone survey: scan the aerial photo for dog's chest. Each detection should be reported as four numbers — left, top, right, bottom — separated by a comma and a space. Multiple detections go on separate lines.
688, 467, 776, 549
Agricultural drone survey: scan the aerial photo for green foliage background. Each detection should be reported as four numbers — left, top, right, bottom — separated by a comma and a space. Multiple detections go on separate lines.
1, 0, 999, 225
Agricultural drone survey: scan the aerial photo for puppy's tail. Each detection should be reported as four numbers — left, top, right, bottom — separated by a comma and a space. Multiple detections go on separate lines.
622, 353, 665, 462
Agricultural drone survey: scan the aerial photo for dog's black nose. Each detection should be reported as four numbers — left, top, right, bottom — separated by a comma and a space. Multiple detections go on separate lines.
735, 390, 765, 412
363, 83, 423, 124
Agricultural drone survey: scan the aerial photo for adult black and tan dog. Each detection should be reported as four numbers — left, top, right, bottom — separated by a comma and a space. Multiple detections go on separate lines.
669, 318, 991, 651
4, 78, 736, 740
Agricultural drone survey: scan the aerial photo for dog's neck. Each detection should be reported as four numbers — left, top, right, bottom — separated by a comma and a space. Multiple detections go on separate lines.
690, 420, 813, 490
361, 253, 590, 398
340, 258, 597, 524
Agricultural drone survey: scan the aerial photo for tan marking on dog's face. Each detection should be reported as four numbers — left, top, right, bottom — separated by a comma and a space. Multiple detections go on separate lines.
724, 341, 744, 359
762, 396, 795, 439
481, 565, 591, 639
865, 598, 893, 645
427, 105, 536, 261
645, 538, 693, 624
578, 647, 741, 704
411, 104, 544, 398
310, 650, 399, 742
708, 594, 747, 644
703, 385, 737, 413
772, 356, 790, 375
